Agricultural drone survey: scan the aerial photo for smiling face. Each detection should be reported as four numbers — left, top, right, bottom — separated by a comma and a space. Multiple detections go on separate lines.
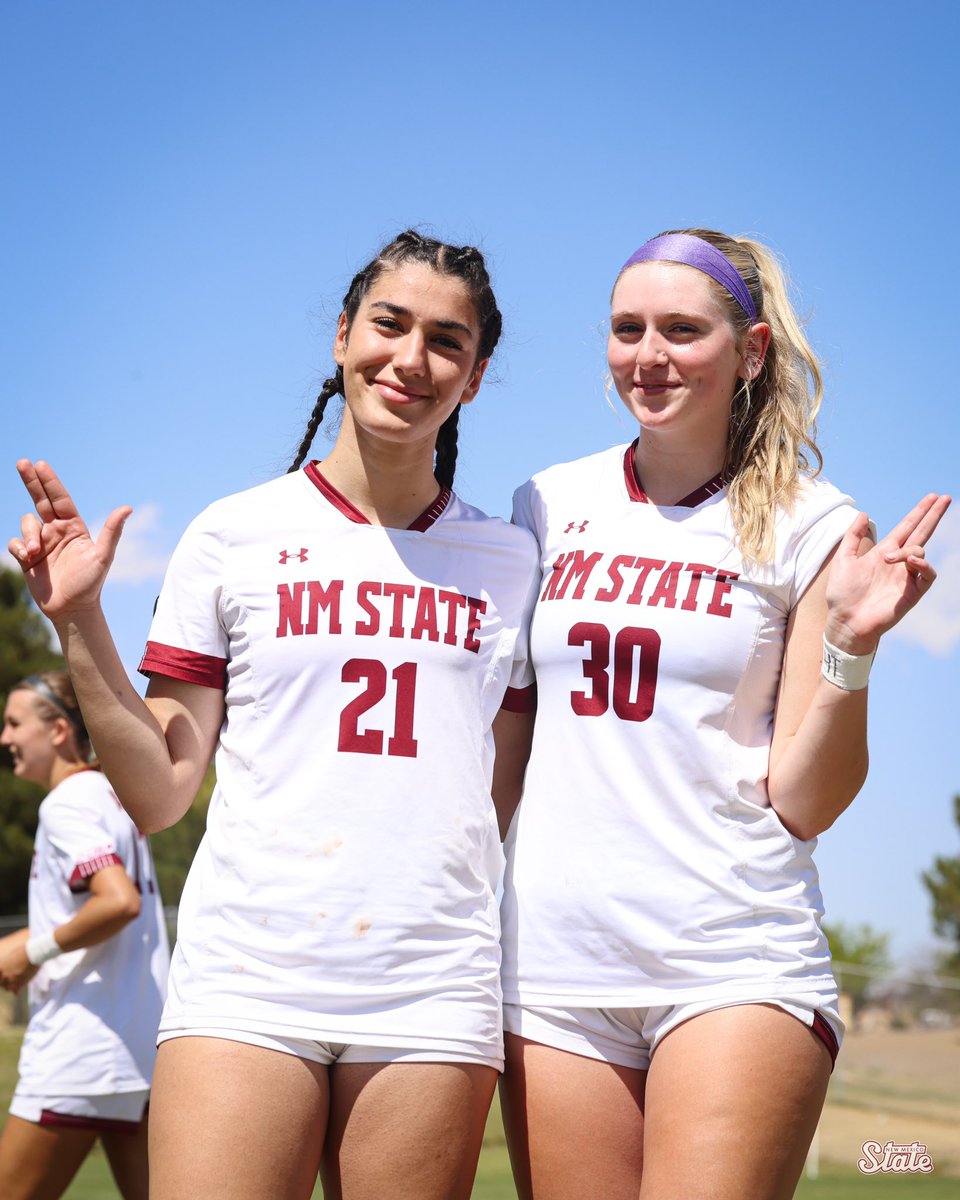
1, 688, 61, 788
608, 261, 767, 453
333, 263, 488, 452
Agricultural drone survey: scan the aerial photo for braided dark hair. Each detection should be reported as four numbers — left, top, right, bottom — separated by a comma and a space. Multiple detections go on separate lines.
288, 231, 502, 482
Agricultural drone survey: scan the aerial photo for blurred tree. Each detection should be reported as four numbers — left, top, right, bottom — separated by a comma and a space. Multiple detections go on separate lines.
0, 569, 64, 914
922, 794, 960, 972
823, 920, 891, 1014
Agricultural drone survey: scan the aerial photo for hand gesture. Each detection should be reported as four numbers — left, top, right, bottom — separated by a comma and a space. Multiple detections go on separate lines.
826, 493, 951, 655
8, 460, 132, 623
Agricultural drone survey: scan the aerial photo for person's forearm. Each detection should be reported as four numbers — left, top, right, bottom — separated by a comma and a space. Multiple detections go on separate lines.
44, 889, 142, 954
767, 682, 869, 840
54, 605, 197, 831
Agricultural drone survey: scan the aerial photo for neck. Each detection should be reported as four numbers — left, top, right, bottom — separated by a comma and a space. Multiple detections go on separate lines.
48, 757, 90, 789
318, 414, 444, 529
633, 432, 726, 507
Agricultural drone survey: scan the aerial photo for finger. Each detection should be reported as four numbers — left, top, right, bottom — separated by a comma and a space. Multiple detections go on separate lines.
16, 458, 81, 524
910, 493, 952, 547
96, 506, 133, 563
884, 542, 925, 565
837, 512, 871, 558
883, 494, 950, 550
18, 512, 44, 557
906, 555, 938, 588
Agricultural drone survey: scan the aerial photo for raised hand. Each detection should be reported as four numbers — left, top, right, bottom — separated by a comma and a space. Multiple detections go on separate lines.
825, 493, 952, 655
8, 460, 132, 623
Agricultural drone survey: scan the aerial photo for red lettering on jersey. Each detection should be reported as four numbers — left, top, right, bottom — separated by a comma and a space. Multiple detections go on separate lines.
647, 561, 683, 608
626, 558, 666, 604
437, 590, 468, 646
276, 582, 306, 637
594, 554, 635, 603
383, 583, 416, 638
305, 580, 343, 635
464, 597, 487, 654
411, 587, 440, 642
556, 551, 603, 600
355, 582, 383, 636
706, 570, 740, 617
541, 552, 572, 601
681, 563, 716, 611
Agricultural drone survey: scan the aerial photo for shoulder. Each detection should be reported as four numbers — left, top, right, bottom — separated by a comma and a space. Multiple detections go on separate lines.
39, 772, 123, 831
517, 444, 629, 501
776, 475, 858, 596
183, 473, 306, 537
780, 476, 858, 542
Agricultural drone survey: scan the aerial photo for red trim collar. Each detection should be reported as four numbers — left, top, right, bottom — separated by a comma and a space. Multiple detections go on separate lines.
303, 463, 452, 531
622, 441, 725, 509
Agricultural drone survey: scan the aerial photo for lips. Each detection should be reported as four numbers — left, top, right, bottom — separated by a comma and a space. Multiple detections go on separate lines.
373, 379, 430, 404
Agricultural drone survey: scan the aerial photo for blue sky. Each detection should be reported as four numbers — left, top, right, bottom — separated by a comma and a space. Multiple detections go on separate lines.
3, 1, 959, 964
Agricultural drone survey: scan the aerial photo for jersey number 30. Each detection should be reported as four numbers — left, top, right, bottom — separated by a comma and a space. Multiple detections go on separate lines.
338, 659, 419, 757
569, 622, 661, 721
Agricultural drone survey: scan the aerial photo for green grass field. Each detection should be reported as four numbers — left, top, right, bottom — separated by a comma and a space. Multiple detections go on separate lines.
2, 1028, 956, 1198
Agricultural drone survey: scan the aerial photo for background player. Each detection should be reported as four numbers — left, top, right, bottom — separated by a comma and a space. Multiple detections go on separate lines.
0, 671, 169, 1200
8, 231, 539, 1200
497, 229, 950, 1200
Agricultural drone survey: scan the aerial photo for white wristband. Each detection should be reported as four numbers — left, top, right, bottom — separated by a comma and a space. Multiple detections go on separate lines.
25, 931, 63, 966
821, 635, 876, 691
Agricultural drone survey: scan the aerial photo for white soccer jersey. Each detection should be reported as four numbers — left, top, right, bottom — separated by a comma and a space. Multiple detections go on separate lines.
501, 443, 858, 1008
17, 770, 169, 1096
139, 466, 539, 1052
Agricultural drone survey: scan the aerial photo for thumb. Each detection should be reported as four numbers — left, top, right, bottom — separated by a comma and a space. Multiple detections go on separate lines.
837, 511, 871, 558
96, 506, 133, 564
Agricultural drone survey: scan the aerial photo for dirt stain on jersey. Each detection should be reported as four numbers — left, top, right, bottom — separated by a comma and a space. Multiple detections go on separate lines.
353, 917, 372, 938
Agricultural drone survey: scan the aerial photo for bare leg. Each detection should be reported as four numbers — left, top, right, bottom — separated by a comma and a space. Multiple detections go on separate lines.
148, 1037, 330, 1200
321, 1061, 497, 1200
0, 1115, 97, 1200
639, 1005, 832, 1200
500, 1034, 646, 1200
101, 1111, 150, 1200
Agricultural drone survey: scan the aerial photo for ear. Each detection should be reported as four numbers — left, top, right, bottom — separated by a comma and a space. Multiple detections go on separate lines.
740, 322, 772, 381
49, 717, 73, 750
333, 312, 349, 367
458, 357, 489, 408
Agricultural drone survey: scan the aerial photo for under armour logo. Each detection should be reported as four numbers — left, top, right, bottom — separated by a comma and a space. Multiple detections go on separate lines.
563, 520, 590, 534
279, 548, 309, 564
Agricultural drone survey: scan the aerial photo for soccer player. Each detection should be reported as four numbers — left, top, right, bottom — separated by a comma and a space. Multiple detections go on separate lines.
0, 672, 169, 1200
8, 231, 539, 1200
497, 229, 950, 1200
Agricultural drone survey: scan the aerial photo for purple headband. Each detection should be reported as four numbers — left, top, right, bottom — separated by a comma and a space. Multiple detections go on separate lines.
619, 233, 758, 321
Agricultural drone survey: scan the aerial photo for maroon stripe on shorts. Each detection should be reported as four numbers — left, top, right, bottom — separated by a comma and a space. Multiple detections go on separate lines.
39, 1108, 143, 1134
811, 1011, 840, 1068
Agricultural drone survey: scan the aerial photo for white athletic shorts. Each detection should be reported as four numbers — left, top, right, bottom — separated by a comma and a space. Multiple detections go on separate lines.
158, 1025, 501, 1070
9, 1085, 149, 1131
503, 994, 843, 1072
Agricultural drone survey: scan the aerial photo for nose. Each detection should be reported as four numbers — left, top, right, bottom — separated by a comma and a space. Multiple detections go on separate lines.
394, 328, 428, 377
634, 331, 669, 370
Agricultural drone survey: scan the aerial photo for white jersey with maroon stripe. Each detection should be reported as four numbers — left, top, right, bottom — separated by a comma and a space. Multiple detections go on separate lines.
140, 466, 539, 1051
17, 770, 169, 1096
501, 443, 858, 1008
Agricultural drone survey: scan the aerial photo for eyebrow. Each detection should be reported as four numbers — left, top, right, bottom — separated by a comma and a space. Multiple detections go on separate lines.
611, 309, 705, 321
369, 301, 476, 340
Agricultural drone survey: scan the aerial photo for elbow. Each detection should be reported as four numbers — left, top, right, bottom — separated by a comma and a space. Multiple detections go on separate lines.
118, 889, 143, 924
